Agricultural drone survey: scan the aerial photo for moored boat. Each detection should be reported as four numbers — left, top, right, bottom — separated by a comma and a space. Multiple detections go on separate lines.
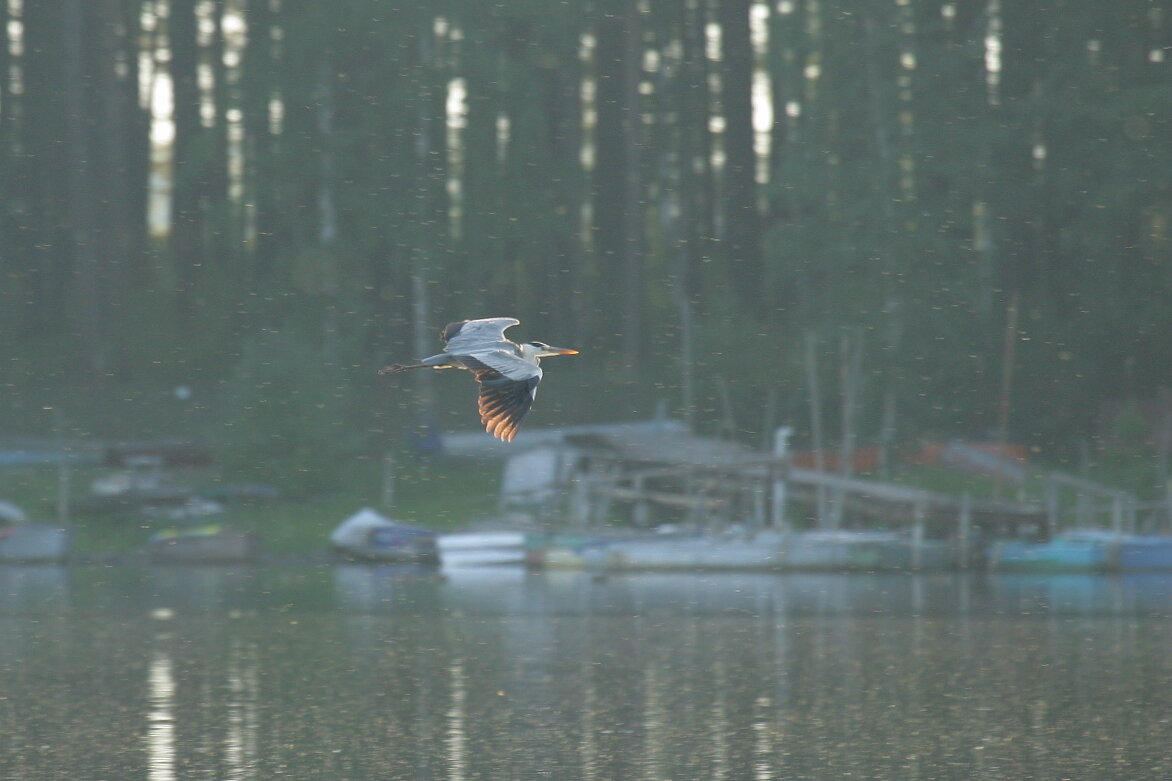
580, 530, 786, 572
148, 524, 261, 564
529, 527, 955, 573
1116, 535, 1172, 572
437, 530, 528, 568
782, 529, 953, 572
988, 533, 1114, 573
330, 508, 439, 564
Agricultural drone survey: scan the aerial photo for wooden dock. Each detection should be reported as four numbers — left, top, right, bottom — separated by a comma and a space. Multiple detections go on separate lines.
556, 435, 1153, 562
565, 448, 1035, 519
451, 420, 1157, 569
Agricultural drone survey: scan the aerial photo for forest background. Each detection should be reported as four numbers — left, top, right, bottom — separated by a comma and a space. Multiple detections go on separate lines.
1, 0, 1170, 501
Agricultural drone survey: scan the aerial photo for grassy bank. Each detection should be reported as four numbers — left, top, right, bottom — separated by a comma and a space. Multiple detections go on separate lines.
0, 455, 501, 555
2, 368, 513, 555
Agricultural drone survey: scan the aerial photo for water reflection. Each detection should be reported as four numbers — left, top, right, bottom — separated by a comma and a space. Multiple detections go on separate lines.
223, 635, 259, 779
446, 659, 467, 781
146, 647, 175, 781
0, 565, 68, 613
1, 566, 1171, 779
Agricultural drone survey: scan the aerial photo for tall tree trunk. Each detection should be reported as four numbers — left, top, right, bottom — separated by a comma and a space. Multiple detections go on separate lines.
620, 1, 643, 369
169, 0, 204, 324
317, 57, 339, 354
679, 0, 715, 305
62, 0, 106, 380
805, 332, 828, 525
94, 0, 141, 372
457, 7, 504, 313
207, 0, 230, 207
665, 0, 714, 424
717, 0, 763, 312
544, 28, 585, 346
121, 0, 151, 266
0, 0, 11, 326
18, 0, 70, 340
591, 1, 626, 352
0, 0, 8, 136
242, 0, 277, 292
205, 0, 232, 272
591, 0, 643, 366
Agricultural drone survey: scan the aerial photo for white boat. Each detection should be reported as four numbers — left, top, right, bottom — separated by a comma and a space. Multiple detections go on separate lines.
579, 529, 786, 571
548, 528, 953, 573
436, 530, 528, 568
782, 530, 954, 572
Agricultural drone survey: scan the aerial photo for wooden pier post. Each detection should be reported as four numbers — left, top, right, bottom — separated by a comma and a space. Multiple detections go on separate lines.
1044, 477, 1059, 538
632, 475, 650, 527
957, 493, 972, 570
381, 452, 396, 512
912, 499, 926, 570
771, 427, 792, 531
568, 473, 591, 526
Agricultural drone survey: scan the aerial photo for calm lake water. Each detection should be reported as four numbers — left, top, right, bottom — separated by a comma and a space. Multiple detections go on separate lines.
2, 565, 1171, 780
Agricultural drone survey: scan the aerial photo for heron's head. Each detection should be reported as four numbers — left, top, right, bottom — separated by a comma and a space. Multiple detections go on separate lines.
523, 341, 580, 361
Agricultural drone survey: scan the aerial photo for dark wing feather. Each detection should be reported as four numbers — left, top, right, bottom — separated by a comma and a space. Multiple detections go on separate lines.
440, 321, 466, 344
473, 370, 540, 442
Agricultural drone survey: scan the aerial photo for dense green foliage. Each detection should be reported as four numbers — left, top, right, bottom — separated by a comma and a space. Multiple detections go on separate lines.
1, 1, 1170, 480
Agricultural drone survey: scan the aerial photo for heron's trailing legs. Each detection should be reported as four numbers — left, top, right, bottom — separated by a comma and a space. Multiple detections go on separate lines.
378, 363, 427, 375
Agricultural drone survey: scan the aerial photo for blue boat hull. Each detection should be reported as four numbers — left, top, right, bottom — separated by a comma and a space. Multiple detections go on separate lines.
1117, 536, 1172, 572
989, 538, 1112, 573
991, 534, 1172, 573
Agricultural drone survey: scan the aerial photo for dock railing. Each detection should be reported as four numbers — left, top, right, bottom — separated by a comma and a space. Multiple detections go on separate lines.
565, 449, 1052, 568
1042, 471, 1140, 536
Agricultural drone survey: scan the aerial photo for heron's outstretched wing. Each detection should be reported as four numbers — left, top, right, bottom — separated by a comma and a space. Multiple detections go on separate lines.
465, 349, 539, 381
441, 318, 520, 354
473, 369, 541, 442
456, 352, 542, 441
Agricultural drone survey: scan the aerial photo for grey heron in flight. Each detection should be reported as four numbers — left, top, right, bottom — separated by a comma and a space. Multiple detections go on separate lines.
379, 317, 579, 442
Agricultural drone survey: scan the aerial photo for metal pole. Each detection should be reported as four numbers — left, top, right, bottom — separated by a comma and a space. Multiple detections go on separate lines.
54, 408, 70, 525
382, 453, 396, 512
912, 500, 925, 570
993, 291, 1020, 500
771, 427, 793, 531
958, 493, 972, 570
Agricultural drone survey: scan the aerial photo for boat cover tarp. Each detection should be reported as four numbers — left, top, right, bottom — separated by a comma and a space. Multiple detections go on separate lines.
330, 508, 433, 549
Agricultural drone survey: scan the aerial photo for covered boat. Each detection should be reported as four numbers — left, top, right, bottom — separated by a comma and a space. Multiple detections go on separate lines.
331, 508, 439, 564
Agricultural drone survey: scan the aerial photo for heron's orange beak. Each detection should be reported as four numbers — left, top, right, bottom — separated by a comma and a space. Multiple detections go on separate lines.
537, 345, 579, 358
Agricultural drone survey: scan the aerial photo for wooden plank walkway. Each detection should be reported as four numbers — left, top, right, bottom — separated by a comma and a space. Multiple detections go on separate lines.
568, 455, 1050, 535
